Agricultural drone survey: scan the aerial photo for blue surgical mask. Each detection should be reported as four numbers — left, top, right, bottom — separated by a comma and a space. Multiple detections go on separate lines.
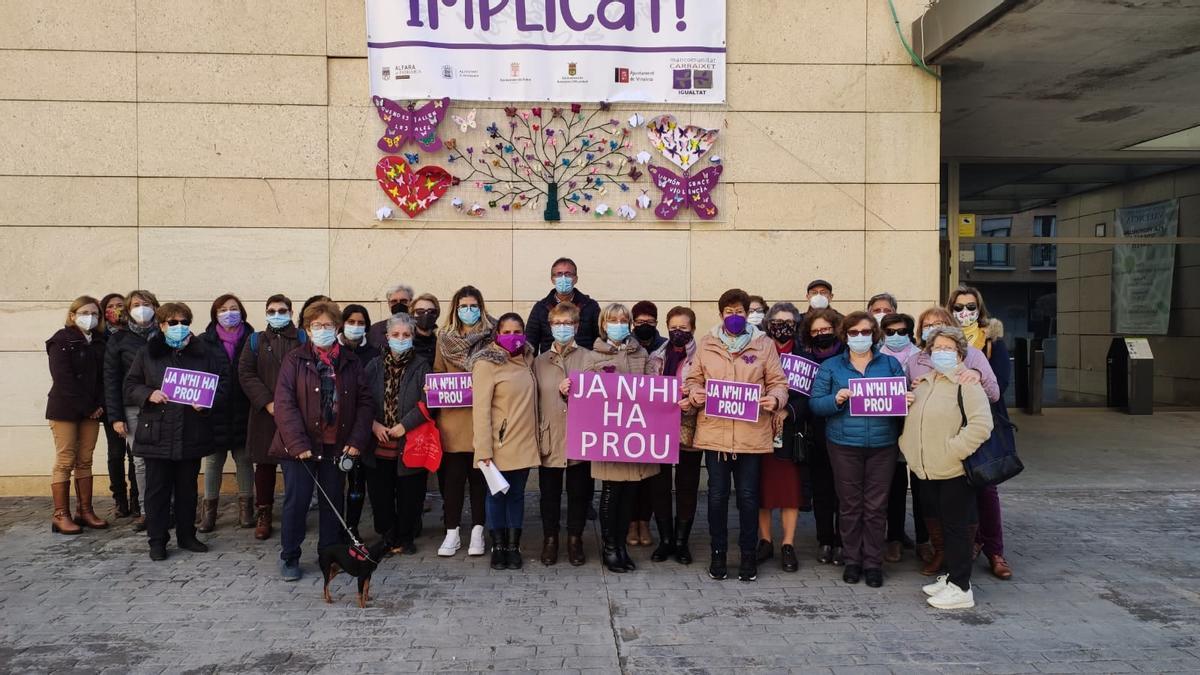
554, 275, 574, 295
846, 335, 874, 354
388, 337, 413, 355
165, 324, 190, 348
606, 323, 630, 343
921, 326, 937, 344
457, 306, 481, 326
551, 325, 575, 345
310, 327, 337, 348
884, 334, 911, 352
931, 350, 959, 373
266, 313, 291, 329
343, 324, 366, 341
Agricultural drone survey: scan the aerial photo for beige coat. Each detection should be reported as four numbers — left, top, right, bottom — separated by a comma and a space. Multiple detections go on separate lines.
900, 371, 994, 480
588, 337, 660, 482
433, 339, 476, 454
534, 342, 601, 468
686, 331, 789, 455
472, 347, 541, 472
647, 339, 699, 449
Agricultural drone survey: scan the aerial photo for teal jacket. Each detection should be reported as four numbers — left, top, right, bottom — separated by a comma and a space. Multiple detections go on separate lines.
809, 350, 905, 449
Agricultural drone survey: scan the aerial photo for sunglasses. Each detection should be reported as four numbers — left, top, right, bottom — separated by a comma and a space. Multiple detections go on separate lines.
846, 328, 873, 337
165, 319, 191, 327
883, 327, 910, 337
265, 309, 290, 316
952, 303, 978, 312
413, 308, 438, 317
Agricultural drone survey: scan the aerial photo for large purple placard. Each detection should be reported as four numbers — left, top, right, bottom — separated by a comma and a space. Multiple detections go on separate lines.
566, 371, 681, 464
161, 367, 218, 409
849, 377, 908, 417
703, 379, 761, 423
425, 372, 473, 408
780, 354, 820, 396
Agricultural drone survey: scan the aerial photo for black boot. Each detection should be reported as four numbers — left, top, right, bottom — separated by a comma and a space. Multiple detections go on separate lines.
614, 484, 635, 571
650, 514, 674, 563
506, 528, 523, 570
490, 530, 507, 570
599, 483, 624, 573
673, 518, 694, 565
708, 550, 728, 580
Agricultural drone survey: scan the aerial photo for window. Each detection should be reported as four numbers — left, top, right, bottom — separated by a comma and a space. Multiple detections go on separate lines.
1031, 215, 1057, 269
974, 217, 1012, 268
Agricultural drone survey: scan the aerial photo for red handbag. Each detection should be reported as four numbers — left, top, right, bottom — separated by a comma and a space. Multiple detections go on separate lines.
402, 402, 443, 472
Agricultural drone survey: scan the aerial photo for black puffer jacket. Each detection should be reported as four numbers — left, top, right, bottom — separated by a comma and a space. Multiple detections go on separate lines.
124, 334, 229, 461
200, 322, 253, 450
103, 326, 155, 424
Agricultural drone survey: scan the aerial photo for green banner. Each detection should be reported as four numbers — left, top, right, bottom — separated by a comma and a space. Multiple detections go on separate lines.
1112, 199, 1178, 335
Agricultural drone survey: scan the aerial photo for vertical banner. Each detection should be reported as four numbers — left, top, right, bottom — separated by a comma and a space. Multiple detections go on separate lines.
366, 0, 726, 103
566, 370, 681, 464
1112, 199, 1178, 335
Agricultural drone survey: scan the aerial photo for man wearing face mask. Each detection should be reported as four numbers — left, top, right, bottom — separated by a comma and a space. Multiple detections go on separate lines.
368, 283, 414, 349
525, 257, 602, 355
867, 293, 898, 328
631, 301, 667, 354
805, 280, 835, 315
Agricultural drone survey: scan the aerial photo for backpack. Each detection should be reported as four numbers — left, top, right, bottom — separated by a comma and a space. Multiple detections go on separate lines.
249, 329, 306, 354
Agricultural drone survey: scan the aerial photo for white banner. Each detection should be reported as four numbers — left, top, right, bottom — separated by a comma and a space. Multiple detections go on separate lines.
366, 0, 726, 104
1112, 199, 1178, 335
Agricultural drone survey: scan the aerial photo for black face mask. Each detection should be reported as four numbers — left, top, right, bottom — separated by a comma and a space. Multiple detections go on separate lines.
633, 324, 658, 343
668, 328, 692, 348
390, 302, 409, 316
811, 333, 838, 350
767, 321, 796, 342
416, 312, 438, 331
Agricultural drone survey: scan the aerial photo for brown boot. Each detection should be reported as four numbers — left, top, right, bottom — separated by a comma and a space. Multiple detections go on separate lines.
198, 498, 218, 533
567, 535, 586, 566
540, 535, 559, 566
254, 505, 273, 540
52, 482, 82, 535
73, 477, 109, 529
988, 554, 1013, 580
920, 518, 944, 576
237, 497, 255, 528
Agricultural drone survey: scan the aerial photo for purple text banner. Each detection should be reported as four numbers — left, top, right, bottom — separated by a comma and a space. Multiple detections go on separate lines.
703, 378, 761, 423
161, 367, 218, 409
780, 353, 820, 396
849, 377, 908, 417
425, 372, 473, 408
566, 370, 681, 464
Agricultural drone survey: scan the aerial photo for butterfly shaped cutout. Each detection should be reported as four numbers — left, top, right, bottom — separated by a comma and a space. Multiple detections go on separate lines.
372, 96, 451, 153
646, 164, 723, 220
452, 109, 477, 133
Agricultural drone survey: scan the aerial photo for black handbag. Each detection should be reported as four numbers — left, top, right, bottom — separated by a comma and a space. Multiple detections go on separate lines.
957, 387, 1024, 487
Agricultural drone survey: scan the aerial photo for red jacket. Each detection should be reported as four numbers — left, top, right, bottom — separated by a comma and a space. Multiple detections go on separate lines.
268, 344, 374, 460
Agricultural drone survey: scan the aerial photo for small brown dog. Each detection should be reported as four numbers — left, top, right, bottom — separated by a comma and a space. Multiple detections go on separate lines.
318, 540, 389, 608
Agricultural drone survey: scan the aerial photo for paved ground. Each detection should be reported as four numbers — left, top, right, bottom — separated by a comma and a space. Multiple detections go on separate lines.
2, 410, 1199, 674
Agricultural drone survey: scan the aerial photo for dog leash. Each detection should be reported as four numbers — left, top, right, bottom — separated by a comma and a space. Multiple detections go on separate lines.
299, 458, 380, 565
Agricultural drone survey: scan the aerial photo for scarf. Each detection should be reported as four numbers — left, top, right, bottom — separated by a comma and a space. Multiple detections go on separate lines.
465, 343, 516, 370
962, 322, 985, 350
437, 317, 494, 370
314, 343, 341, 426
382, 347, 413, 428
811, 339, 843, 362
128, 320, 155, 338
663, 345, 688, 377
774, 338, 795, 356
217, 324, 244, 362
711, 324, 756, 354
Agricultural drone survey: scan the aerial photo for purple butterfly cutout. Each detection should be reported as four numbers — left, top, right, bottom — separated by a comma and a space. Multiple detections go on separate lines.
646, 164, 723, 220
371, 96, 451, 153
742, 355, 757, 364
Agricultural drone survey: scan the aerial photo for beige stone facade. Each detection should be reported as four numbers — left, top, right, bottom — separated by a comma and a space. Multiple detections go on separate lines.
0, 0, 940, 492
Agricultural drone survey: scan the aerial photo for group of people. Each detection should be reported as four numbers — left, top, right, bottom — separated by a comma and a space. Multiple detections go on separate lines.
44, 257, 1012, 610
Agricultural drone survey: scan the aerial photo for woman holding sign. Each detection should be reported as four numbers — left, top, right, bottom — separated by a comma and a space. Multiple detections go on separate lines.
685, 289, 789, 583
470, 313, 541, 571
797, 307, 847, 566
810, 311, 909, 588
124, 302, 228, 561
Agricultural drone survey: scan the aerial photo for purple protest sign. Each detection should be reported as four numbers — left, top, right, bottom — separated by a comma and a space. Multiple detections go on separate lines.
161, 367, 218, 409
703, 379, 761, 423
849, 377, 909, 417
425, 372, 473, 408
780, 353, 820, 396
566, 371, 681, 464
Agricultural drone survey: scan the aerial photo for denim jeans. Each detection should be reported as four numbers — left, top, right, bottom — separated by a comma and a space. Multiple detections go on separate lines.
704, 451, 762, 555
125, 406, 147, 512
484, 468, 529, 530
279, 452, 345, 563
203, 446, 254, 499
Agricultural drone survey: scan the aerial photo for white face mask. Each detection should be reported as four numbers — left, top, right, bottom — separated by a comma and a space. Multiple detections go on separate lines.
872, 312, 889, 325
74, 314, 98, 332
130, 305, 155, 324
747, 311, 765, 327
809, 294, 830, 310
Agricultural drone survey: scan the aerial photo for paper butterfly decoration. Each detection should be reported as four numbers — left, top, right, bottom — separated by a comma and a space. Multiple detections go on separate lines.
646, 115, 719, 171
375, 156, 453, 218
646, 164, 723, 220
372, 96, 451, 153
452, 109, 477, 133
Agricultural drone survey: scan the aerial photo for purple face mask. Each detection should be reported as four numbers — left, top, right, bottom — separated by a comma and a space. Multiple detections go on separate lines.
496, 333, 527, 355
723, 314, 747, 335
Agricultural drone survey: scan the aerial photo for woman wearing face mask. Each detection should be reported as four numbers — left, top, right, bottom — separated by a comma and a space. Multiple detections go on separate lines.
900, 326, 993, 609
339, 304, 380, 363
46, 296, 108, 534
867, 293, 898, 327
645, 306, 702, 565
589, 303, 659, 573
810, 312, 910, 588
125, 303, 228, 560
876, 312, 925, 564
270, 301, 374, 581
686, 289, 789, 583
410, 293, 441, 365
747, 295, 768, 331
797, 308, 846, 565
533, 303, 600, 566
470, 313, 540, 570
754, 302, 807, 573
363, 313, 432, 554
197, 294, 255, 533
238, 294, 302, 540
104, 289, 161, 530
626, 301, 666, 548
97, 293, 137, 518
433, 286, 494, 558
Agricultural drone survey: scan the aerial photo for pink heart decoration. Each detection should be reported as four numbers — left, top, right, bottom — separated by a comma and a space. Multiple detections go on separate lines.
375, 156, 453, 218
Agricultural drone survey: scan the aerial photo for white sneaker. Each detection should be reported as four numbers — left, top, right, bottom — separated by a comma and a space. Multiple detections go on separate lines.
923, 574, 950, 597
438, 528, 461, 557
468, 524, 486, 556
928, 583, 975, 609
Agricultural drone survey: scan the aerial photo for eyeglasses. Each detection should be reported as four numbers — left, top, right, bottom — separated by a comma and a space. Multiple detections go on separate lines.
952, 303, 978, 312
165, 319, 191, 327
413, 308, 438, 317
768, 320, 795, 330
846, 328, 873, 337
883, 327, 910, 337
309, 322, 335, 331
923, 322, 949, 330
457, 304, 479, 311
265, 309, 290, 316
931, 347, 958, 354
810, 326, 834, 336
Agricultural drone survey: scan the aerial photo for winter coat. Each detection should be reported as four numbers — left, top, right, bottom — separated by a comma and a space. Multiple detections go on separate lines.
103, 327, 154, 424
200, 322, 253, 451
900, 371, 993, 480
809, 349, 906, 449
268, 344, 374, 460
685, 330, 789, 455
588, 337, 659, 482
983, 320, 1010, 398
124, 334, 228, 461
339, 333, 381, 365
534, 342, 601, 468
771, 340, 810, 464
525, 288, 601, 355
237, 324, 303, 463
471, 347, 541, 472
792, 343, 846, 462
45, 327, 106, 421
363, 354, 431, 476
647, 338, 699, 449
413, 331, 437, 366
432, 326, 493, 454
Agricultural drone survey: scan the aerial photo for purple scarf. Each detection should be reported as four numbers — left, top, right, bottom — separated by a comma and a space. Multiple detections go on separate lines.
216, 324, 244, 362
